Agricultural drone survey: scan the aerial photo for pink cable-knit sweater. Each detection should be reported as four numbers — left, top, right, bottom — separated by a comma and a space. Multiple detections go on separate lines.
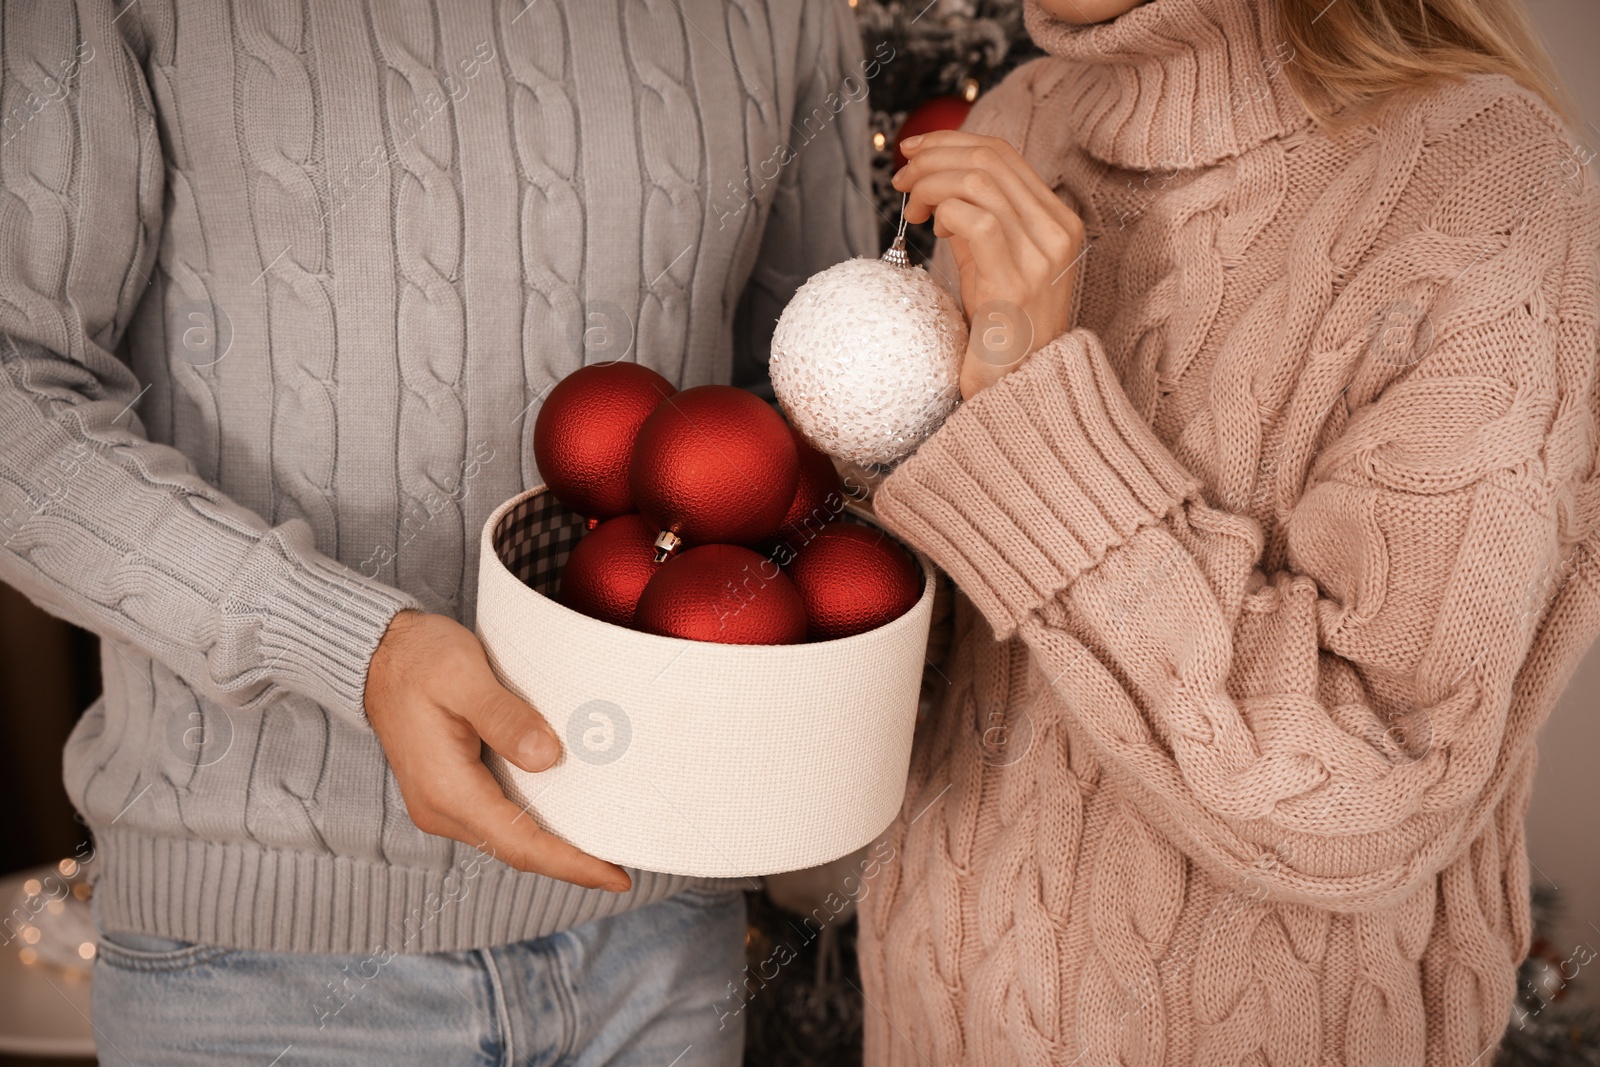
857, 0, 1600, 1063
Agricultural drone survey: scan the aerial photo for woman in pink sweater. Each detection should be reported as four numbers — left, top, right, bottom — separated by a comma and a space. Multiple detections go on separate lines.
859, 0, 1600, 1062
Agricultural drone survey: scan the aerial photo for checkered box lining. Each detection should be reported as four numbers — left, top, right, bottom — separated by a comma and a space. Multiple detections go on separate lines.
491, 492, 888, 598
491, 492, 587, 595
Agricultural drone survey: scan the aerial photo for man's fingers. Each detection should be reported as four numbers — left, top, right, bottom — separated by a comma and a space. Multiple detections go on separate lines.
388, 702, 630, 891
459, 677, 561, 773
454, 764, 633, 891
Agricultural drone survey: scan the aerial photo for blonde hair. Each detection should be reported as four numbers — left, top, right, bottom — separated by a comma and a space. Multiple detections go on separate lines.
1275, 0, 1582, 135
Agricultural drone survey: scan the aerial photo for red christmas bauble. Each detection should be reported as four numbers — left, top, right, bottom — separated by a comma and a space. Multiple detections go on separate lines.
534, 362, 676, 523
893, 95, 975, 169
557, 514, 661, 628
787, 523, 921, 640
630, 385, 799, 554
773, 424, 848, 552
634, 544, 808, 645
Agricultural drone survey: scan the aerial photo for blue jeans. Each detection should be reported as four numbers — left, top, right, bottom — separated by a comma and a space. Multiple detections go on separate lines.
89, 884, 747, 1066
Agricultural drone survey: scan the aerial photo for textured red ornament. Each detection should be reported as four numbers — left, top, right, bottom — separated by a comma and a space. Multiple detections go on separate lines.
787, 523, 921, 640
634, 544, 807, 645
557, 514, 661, 628
772, 423, 847, 551
630, 385, 799, 554
893, 95, 975, 168
534, 362, 676, 522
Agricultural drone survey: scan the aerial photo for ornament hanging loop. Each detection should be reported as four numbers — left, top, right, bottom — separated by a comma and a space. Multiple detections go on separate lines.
881, 192, 910, 268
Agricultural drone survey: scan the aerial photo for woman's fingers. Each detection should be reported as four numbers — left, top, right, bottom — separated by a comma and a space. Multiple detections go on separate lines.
926, 197, 1027, 295
889, 130, 1085, 401
899, 145, 1055, 241
903, 130, 1066, 214
900, 131, 1079, 227
902, 166, 1048, 276
895, 141, 1083, 274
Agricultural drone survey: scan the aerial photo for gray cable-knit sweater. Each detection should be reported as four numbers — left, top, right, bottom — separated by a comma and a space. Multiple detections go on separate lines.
0, 0, 876, 954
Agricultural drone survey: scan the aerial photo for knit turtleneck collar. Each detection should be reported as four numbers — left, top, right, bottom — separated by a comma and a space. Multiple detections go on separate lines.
1022, 0, 1315, 171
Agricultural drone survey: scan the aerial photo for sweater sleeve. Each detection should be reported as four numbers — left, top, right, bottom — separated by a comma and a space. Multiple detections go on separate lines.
730, 0, 879, 393
0, 5, 421, 727
872, 116, 1600, 912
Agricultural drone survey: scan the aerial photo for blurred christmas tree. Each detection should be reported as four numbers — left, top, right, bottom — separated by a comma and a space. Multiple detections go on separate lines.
1495, 885, 1600, 1066
738, 889, 866, 1067
855, 0, 1042, 263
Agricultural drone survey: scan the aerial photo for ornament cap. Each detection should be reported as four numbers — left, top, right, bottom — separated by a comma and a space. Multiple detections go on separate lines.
652, 529, 682, 563
881, 235, 909, 269
881, 192, 911, 269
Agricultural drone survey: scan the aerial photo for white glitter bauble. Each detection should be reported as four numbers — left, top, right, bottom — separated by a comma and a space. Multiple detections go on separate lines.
770, 256, 967, 469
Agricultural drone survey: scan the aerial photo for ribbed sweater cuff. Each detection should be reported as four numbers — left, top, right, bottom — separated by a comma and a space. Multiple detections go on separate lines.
873, 329, 1201, 639
227, 524, 424, 726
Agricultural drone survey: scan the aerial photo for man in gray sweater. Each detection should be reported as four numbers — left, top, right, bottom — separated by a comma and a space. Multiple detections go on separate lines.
0, 0, 877, 1061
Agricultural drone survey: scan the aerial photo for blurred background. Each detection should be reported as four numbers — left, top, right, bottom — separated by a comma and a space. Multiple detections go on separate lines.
2, 0, 1596, 1064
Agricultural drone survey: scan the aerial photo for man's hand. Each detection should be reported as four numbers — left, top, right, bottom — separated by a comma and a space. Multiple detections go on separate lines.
363, 609, 632, 892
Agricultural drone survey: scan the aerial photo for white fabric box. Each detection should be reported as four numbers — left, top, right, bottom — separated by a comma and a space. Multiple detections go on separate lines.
475, 486, 935, 877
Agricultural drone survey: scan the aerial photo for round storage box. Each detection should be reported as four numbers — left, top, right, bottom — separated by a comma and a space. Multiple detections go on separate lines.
475, 486, 936, 878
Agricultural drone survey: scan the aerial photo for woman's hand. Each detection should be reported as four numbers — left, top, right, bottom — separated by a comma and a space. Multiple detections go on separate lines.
891, 130, 1085, 399
364, 609, 632, 892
